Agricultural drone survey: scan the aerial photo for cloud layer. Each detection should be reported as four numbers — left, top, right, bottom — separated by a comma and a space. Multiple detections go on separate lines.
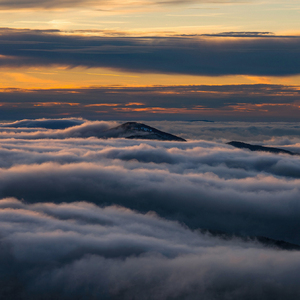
1, 29, 300, 76
1, 198, 300, 299
0, 119, 300, 245
1, 85, 300, 121
1, 118, 85, 129
1, 118, 300, 298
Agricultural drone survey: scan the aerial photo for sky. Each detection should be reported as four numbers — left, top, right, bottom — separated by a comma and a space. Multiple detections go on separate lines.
0, 0, 300, 120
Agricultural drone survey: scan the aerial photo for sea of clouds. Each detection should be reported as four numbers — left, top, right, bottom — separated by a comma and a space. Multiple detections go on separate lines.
1, 118, 300, 299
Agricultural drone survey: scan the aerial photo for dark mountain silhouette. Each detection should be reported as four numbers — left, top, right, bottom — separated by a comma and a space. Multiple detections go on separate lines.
201, 228, 300, 251
228, 141, 296, 155
102, 122, 186, 142
254, 236, 300, 251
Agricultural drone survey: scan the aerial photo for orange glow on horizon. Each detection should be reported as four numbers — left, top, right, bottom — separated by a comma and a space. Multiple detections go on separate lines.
1, 66, 300, 90
33, 102, 80, 107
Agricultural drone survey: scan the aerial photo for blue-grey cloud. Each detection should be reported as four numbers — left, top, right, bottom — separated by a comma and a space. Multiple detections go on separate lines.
1, 85, 300, 122
2, 118, 300, 143
0, 119, 300, 246
1, 198, 300, 300
1, 118, 85, 129
0, 29, 300, 76
1, 119, 300, 298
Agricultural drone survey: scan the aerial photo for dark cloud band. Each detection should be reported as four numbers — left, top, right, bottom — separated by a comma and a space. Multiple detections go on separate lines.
1, 85, 300, 122
0, 29, 300, 76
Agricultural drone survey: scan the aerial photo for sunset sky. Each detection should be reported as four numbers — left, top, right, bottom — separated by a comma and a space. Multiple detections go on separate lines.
0, 0, 300, 120
2, 3, 300, 298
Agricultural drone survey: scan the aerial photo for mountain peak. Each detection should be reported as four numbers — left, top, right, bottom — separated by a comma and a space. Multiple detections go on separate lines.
104, 122, 186, 141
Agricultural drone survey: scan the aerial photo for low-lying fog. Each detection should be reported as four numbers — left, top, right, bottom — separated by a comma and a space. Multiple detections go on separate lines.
1, 118, 300, 299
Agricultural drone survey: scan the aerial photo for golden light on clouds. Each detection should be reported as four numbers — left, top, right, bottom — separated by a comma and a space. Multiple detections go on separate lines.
0, 0, 299, 121
1, 66, 300, 90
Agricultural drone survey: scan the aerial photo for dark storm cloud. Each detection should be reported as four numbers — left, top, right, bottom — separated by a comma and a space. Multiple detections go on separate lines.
1, 198, 300, 300
1, 28, 300, 76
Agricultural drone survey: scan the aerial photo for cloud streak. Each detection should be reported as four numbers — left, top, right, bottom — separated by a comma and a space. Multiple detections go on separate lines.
0, 0, 244, 9
0, 29, 300, 76
1, 85, 300, 121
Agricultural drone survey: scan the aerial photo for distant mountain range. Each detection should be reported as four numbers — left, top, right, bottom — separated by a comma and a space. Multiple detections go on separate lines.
228, 141, 297, 155
101, 122, 186, 142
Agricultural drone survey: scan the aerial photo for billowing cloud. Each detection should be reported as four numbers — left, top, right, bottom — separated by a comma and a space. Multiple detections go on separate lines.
1, 118, 300, 298
0, 119, 300, 247
1, 198, 300, 299
0, 29, 300, 76
0, 119, 118, 139
146, 120, 300, 143
1, 118, 85, 129
2, 118, 300, 143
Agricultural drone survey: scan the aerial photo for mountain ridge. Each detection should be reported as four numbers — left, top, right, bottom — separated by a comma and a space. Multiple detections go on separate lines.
102, 122, 186, 142
228, 141, 297, 155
